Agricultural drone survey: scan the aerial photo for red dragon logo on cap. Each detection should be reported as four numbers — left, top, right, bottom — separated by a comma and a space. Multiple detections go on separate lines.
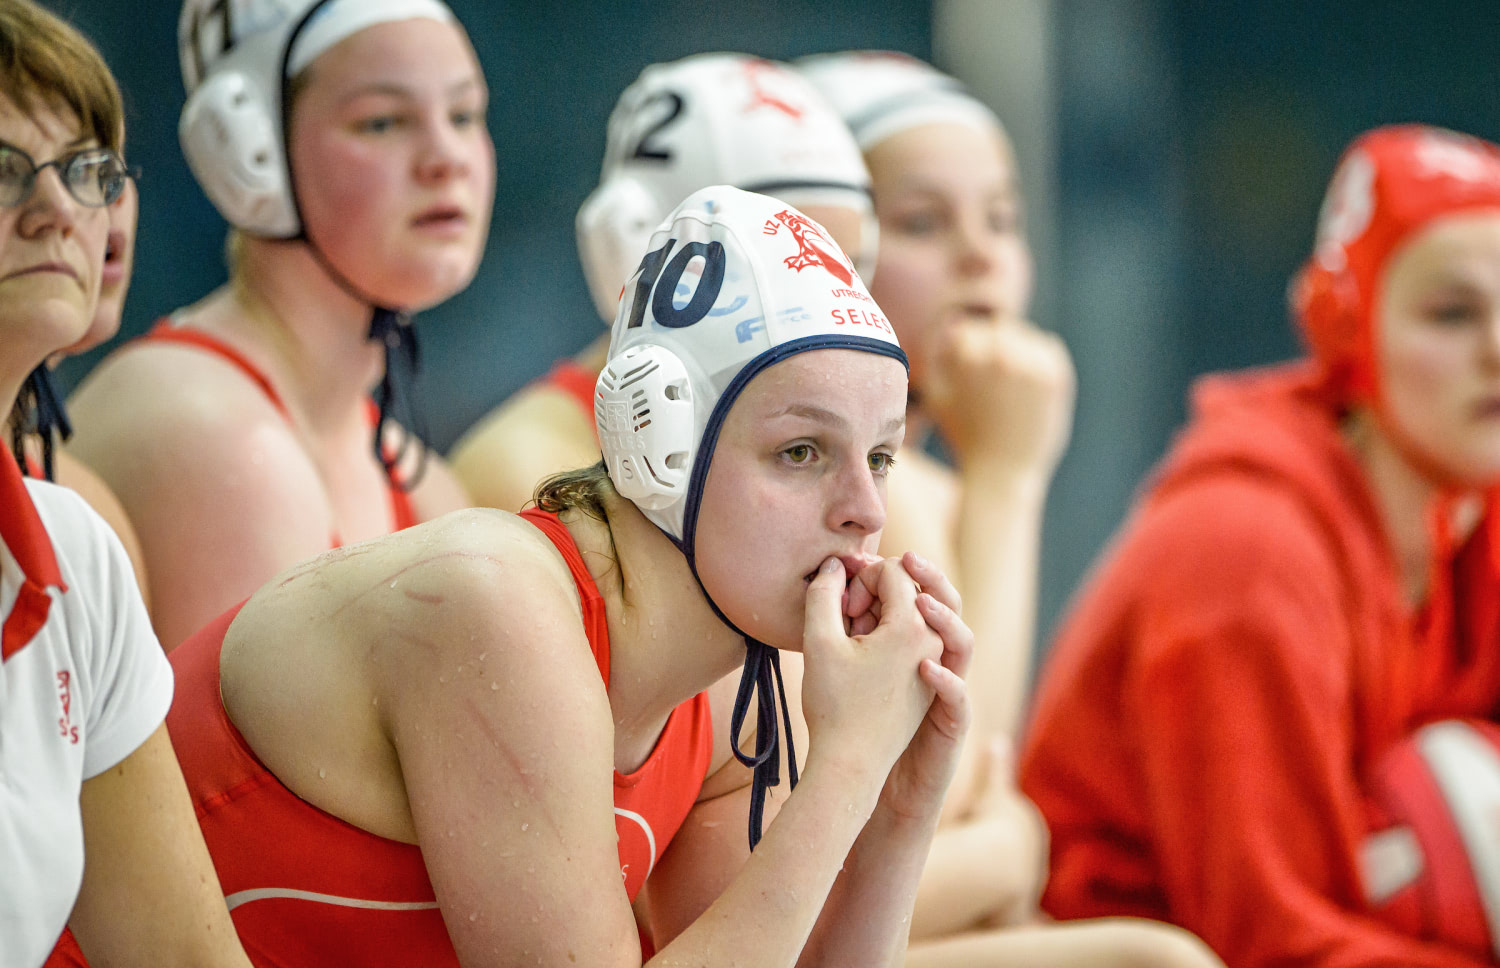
767, 209, 854, 286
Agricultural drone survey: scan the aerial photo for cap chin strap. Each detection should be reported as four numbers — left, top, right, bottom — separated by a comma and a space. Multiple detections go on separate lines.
729, 638, 799, 850
368, 306, 429, 489
277, 0, 427, 491
285, 239, 430, 493
675, 558, 798, 852
13, 365, 72, 482
653, 511, 797, 851
669, 348, 810, 852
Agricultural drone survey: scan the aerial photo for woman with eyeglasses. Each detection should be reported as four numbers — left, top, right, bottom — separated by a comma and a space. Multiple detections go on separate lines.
8, 139, 148, 603
0, 2, 252, 966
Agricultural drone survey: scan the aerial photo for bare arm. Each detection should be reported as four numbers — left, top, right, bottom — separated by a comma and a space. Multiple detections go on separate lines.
908, 749, 1049, 938
648, 557, 972, 968
898, 319, 1074, 743
798, 555, 974, 966
383, 540, 962, 967
905, 918, 1224, 968
68, 724, 253, 968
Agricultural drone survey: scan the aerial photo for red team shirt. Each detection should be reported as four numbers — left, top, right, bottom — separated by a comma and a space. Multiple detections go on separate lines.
1021, 364, 1500, 968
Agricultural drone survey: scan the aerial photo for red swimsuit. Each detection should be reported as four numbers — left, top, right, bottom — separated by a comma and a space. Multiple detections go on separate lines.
163, 508, 710, 966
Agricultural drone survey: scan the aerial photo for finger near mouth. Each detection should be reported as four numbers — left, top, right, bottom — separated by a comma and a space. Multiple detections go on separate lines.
803, 565, 856, 587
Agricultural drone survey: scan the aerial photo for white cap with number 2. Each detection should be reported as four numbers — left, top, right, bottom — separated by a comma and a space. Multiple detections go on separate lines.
577, 53, 874, 323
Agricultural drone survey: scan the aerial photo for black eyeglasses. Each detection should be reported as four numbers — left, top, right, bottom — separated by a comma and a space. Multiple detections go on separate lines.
0, 141, 128, 209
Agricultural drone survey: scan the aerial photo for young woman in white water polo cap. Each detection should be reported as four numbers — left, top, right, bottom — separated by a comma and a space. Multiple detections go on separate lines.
64, 0, 489, 649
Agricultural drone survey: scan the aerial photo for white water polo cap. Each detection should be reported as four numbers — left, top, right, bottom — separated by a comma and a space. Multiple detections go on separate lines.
798, 51, 1002, 151
178, 0, 455, 237
597, 185, 906, 554
578, 53, 875, 323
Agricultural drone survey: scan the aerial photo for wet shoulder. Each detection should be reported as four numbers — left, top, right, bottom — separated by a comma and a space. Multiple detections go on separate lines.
236, 508, 584, 650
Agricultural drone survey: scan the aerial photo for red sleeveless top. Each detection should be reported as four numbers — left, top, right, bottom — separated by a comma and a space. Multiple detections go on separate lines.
160, 508, 712, 966
137, 321, 416, 541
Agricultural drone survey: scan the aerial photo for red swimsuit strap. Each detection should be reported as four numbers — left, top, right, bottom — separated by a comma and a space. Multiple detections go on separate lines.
543, 358, 600, 428
139, 323, 293, 421
140, 322, 416, 538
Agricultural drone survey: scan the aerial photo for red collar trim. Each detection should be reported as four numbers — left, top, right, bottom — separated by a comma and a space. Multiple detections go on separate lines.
0, 448, 66, 662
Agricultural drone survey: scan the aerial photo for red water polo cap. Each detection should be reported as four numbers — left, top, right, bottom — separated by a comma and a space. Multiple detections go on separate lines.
1292, 125, 1500, 404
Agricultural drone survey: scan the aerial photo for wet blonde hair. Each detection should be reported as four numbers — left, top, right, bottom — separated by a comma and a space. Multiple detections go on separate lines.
534, 460, 613, 521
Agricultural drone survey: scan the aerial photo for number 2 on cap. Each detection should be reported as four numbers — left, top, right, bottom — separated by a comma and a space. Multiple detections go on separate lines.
629, 91, 685, 162
626, 238, 727, 330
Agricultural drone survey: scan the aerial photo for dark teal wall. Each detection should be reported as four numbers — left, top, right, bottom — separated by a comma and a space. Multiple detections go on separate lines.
1168, 0, 1500, 405
51, 0, 933, 450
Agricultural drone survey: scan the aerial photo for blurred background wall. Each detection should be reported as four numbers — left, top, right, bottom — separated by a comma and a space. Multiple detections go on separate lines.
51, 0, 1500, 669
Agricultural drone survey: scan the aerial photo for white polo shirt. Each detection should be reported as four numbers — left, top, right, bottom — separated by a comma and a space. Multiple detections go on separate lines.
0, 451, 172, 968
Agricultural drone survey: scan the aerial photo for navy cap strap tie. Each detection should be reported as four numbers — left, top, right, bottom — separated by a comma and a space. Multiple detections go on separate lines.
12, 365, 72, 482
368, 307, 428, 492
729, 639, 800, 850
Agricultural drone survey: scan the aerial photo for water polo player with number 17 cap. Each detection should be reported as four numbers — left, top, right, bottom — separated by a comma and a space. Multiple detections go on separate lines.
450, 52, 875, 514
62, 0, 487, 650
1022, 125, 1500, 967
159, 185, 973, 967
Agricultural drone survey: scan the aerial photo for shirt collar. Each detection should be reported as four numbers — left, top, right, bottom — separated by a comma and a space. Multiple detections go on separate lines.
0, 447, 65, 662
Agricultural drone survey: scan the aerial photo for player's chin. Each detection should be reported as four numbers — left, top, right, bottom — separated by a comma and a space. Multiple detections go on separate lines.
381, 258, 481, 311
734, 595, 807, 653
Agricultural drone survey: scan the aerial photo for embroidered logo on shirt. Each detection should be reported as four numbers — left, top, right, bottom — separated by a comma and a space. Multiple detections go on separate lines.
58, 670, 78, 744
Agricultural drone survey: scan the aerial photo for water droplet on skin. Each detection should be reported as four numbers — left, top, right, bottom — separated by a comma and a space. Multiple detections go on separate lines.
478, 651, 488, 661
521, 822, 529, 831
318, 768, 327, 779
468, 912, 478, 922
512, 799, 520, 808
448, 829, 455, 838
390, 580, 398, 588
491, 681, 499, 690
439, 675, 447, 683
